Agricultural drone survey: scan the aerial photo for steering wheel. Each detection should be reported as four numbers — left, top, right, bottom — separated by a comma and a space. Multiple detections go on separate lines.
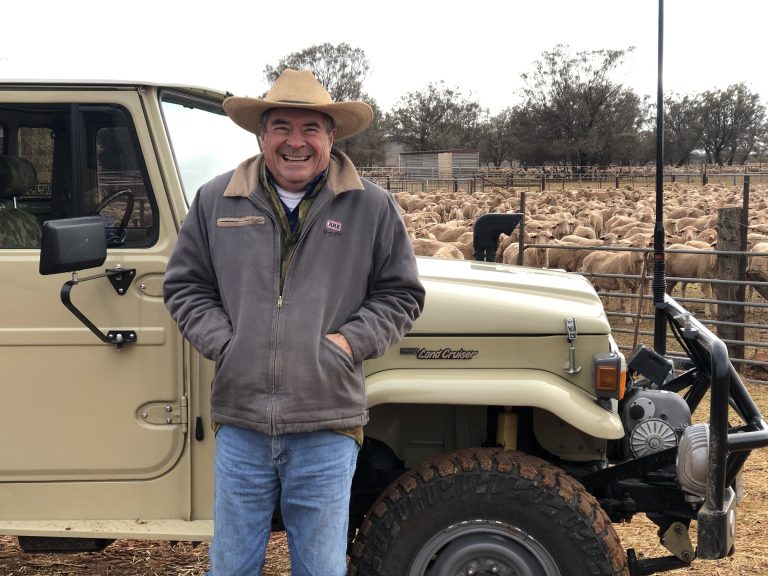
92, 189, 135, 245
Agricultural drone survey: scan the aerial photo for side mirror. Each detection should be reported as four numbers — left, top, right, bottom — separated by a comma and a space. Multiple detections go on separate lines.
39, 216, 107, 275
38, 216, 136, 348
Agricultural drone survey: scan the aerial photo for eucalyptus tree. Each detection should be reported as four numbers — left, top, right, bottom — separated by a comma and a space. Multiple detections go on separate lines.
385, 82, 484, 152
517, 44, 644, 167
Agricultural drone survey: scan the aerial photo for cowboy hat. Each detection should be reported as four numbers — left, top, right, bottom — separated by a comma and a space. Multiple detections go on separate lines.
223, 69, 374, 141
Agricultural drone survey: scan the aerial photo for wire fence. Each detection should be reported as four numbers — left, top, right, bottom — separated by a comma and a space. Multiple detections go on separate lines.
531, 241, 768, 385
359, 166, 768, 193
377, 167, 768, 385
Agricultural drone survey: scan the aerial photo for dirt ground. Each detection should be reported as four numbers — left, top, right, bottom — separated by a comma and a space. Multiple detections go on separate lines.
0, 389, 766, 576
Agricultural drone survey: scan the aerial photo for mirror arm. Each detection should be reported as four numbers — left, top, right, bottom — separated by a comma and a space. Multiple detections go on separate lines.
60, 267, 137, 349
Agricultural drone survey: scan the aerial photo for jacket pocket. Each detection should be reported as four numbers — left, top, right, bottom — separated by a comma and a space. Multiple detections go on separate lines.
215, 336, 234, 370
216, 216, 265, 227
315, 336, 364, 412
321, 335, 354, 368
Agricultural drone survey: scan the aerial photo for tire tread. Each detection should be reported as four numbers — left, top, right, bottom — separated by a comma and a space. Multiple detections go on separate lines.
348, 447, 629, 576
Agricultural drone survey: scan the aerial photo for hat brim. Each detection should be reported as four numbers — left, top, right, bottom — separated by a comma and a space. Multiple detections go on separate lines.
223, 97, 374, 141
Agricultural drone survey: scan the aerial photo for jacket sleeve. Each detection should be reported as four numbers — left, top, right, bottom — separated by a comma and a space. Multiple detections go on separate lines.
338, 192, 425, 361
163, 186, 233, 361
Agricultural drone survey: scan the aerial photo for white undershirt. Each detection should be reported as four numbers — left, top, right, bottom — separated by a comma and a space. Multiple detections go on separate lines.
275, 185, 306, 212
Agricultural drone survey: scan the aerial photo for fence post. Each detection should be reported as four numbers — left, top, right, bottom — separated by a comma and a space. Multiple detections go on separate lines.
517, 191, 527, 266
615, 175, 620, 189
715, 206, 745, 366
540, 174, 546, 192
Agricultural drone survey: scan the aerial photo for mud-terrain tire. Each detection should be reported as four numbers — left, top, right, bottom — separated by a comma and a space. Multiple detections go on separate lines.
348, 448, 628, 576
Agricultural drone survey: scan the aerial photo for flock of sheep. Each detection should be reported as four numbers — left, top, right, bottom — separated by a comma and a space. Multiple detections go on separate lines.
394, 181, 768, 318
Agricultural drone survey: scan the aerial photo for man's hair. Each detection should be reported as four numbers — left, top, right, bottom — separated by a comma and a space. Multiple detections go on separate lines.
260, 108, 336, 135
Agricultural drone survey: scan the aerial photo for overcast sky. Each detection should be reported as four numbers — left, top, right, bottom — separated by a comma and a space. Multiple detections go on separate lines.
1, 0, 764, 115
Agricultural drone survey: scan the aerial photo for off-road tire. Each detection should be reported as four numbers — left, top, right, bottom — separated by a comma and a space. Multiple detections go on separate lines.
348, 448, 628, 576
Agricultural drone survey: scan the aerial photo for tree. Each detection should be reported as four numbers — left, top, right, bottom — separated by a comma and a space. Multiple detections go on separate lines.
664, 93, 703, 166
517, 44, 644, 167
477, 108, 515, 167
385, 82, 483, 151
264, 43, 369, 102
508, 104, 554, 167
699, 83, 766, 166
336, 96, 387, 167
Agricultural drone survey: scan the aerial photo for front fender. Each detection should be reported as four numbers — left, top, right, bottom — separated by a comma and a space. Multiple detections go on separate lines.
365, 368, 624, 440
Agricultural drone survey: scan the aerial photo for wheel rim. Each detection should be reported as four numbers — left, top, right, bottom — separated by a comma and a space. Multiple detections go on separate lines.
408, 520, 561, 576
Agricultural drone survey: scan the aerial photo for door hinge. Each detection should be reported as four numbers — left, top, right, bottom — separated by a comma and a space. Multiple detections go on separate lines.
138, 398, 188, 432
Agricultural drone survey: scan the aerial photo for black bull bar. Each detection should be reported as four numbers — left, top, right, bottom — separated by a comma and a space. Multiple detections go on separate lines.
581, 294, 768, 562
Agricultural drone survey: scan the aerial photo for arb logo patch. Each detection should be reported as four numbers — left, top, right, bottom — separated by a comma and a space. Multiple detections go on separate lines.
325, 219, 343, 236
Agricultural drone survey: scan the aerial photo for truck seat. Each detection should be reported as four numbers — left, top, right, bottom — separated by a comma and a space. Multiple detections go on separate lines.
0, 156, 43, 248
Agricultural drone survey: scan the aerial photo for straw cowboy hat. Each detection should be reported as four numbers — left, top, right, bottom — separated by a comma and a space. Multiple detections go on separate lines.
223, 69, 374, 141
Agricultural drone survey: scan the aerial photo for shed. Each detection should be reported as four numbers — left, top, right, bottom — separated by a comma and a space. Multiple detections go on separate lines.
398, 149, 479, 178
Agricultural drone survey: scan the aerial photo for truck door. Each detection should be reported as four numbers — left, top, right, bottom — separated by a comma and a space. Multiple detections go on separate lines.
0, 92, 184, 485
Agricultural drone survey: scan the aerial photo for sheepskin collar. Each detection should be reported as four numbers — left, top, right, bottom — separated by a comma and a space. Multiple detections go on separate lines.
223, 149, 364, 199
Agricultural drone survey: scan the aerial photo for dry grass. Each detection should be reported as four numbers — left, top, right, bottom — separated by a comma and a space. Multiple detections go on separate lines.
0, 384, 766, 575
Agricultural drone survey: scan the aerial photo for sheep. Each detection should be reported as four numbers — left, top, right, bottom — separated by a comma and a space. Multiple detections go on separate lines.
695, 228, 717, 244
411, 238, 465, 260
502, 232, 549, 268
547, 239, 602, 272
604, 214, 639, 232
608, 220, 646, 238
665, 240, 717, 316
572, 225, 597, 239
746, 242, 768, 301
581, 249, 648, 323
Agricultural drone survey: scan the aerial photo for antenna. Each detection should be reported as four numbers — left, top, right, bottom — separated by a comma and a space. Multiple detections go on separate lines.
653, 0, 667, 353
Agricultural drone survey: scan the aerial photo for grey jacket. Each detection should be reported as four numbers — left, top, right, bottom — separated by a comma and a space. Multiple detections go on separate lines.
163, 150, 424, 434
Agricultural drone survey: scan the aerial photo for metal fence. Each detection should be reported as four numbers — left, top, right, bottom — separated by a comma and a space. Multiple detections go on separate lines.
358, 166, 768, 193
375, 167, 768, 385
537, 241, 768, 385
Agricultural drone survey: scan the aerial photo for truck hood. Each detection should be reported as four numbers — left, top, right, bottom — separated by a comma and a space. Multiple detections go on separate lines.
412, 257, 611, 335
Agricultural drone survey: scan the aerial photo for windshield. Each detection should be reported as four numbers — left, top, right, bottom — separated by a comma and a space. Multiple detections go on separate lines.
161, 91, 259, 204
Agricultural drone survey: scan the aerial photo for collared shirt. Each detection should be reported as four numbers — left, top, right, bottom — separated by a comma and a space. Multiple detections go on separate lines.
260, 165, 328, 292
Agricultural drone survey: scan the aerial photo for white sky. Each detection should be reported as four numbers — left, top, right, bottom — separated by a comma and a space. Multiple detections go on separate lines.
1, 0, 765, 116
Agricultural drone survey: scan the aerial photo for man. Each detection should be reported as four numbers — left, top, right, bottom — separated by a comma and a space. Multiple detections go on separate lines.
163, 69, 425, 575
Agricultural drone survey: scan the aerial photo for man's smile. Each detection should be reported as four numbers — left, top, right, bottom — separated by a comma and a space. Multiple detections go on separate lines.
283, 154, 310, 162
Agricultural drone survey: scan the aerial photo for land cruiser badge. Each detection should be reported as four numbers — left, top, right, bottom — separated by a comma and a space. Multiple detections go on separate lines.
400, 347, 479, 360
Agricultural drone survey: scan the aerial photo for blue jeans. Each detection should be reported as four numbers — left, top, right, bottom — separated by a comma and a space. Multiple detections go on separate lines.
209, 426, 359, 576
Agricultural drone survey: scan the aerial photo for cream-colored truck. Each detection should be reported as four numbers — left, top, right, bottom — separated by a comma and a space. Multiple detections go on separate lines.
1, 81, 766, 576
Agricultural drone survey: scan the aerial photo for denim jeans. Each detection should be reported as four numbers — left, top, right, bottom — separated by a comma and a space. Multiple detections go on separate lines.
209, 426, 359, 576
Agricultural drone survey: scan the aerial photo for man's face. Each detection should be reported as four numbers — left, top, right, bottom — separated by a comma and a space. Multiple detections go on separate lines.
260, 108, 335, 192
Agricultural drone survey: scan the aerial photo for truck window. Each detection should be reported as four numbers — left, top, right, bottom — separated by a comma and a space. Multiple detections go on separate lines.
160, 91, 258, 205
0, 103, 157, 248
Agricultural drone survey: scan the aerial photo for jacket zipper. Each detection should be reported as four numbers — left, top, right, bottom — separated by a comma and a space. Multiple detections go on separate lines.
246, 193, 283, 435
248, 189, 335, 435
